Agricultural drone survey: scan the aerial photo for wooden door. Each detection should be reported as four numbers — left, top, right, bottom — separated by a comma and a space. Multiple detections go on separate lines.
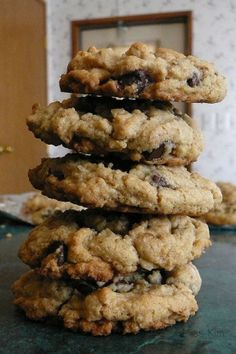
0, 0, 47, 193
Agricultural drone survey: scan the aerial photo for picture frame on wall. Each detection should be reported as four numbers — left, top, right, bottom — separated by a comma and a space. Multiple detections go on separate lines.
71, 11, 192, 115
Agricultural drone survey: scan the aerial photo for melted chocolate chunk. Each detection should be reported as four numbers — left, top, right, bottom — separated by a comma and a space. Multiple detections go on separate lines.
187, 72, 200, 87
46, 241, 63, 255
117, 70, 154, 93
137, 266, 152, 277
50, 169, 65, 181
72, 279, 98, 295
143, 144, 166, 161
143, 141, 176, 161
160, 269, 168, 284
45, 241, 67, 266
151, 174, 172, 188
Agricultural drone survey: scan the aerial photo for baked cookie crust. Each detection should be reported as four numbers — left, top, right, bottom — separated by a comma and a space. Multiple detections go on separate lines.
19, 209, 210, 281
29, 154, 222, 216
59, 42, 227, 103
27, 96, 203, 166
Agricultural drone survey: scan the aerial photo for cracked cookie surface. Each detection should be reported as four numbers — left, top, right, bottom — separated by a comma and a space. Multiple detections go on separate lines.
29, 154, 222, 215
59, 42, 226, 103
19, 209, 210, 281
27, 96, 203, 166
12, 263, 200, 335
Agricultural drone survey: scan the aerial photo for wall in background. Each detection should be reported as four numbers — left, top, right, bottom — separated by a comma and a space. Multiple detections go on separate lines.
46, 0, 236, 182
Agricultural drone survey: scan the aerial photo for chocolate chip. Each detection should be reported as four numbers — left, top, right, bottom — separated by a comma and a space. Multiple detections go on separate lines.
143, 144, 166, 161
51, 169, 65, 181
117, 70, 154, 93
187, 72, 200, 87
160, 270, 168, 284
143, 141, 176, 161
137, 266, 152, 276
151, 173, 172, 188
45, 241, 67, 266
46, 241, 63, 255
73, 279, 98, 295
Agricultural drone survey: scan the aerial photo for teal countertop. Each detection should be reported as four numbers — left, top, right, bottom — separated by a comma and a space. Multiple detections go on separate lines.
0, 225, 236, 354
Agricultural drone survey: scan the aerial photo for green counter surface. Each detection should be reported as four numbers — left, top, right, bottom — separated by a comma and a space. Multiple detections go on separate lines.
0, 225, 235, 354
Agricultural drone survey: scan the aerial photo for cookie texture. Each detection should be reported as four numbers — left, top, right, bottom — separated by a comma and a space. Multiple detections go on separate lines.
19, 209, 210, 281
29, 154, 222, 216
22, 193, 83, 225
12, 270, 73, 320
12, 263, 200, 335
59, 42, 226, 103
27, 96, 203, 166
204, 182, 236, 225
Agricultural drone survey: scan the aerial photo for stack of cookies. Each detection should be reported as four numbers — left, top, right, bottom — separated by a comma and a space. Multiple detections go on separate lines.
12, 43, 226, 336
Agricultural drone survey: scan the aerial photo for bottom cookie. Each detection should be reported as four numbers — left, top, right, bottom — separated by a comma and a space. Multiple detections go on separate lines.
12, 263, 200, 335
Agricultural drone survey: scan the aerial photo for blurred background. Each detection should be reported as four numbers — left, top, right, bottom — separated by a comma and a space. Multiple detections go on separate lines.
1, 0, 235, 194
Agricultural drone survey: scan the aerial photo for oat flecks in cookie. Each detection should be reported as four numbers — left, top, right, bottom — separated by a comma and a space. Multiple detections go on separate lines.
204, 182, 236, 225
27, 96, 203, 166
12, 263, 200, 335
59, 42, 227, 103
28, 154, 222, 216
18, 209, 211, 281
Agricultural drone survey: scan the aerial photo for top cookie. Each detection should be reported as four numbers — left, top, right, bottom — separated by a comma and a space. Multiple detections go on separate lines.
60, 42, 227, 102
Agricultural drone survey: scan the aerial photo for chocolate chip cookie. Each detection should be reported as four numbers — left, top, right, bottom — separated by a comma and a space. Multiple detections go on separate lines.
27, 96, 203, 166
60, 42, 227, 103
204, 182, 236, 225
29, 154, 222, 215
22, 192, 83, 225
12, 263, 200, 335
19, 209, 210, 281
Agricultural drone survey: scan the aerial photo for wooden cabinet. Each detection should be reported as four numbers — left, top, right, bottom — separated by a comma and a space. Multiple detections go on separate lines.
0, 0, 47, 193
